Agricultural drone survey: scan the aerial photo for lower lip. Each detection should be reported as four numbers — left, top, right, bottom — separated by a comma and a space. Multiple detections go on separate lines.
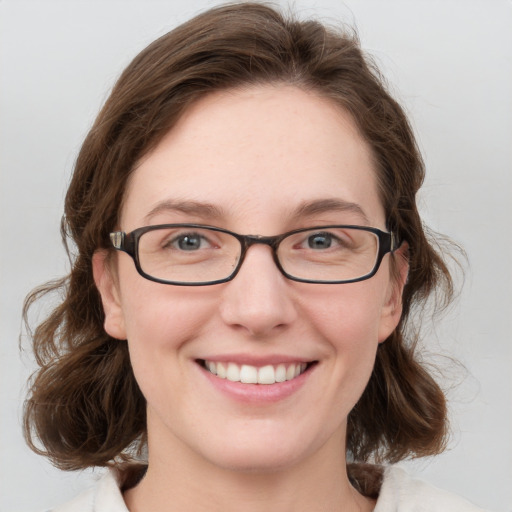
197, 363, 315, 404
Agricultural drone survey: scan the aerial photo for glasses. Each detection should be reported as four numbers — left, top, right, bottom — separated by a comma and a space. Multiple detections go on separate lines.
110, 224, 398, 286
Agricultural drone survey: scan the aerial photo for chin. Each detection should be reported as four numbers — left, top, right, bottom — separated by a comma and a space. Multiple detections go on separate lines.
193, 422, 332, 474
204, 445, 305, 474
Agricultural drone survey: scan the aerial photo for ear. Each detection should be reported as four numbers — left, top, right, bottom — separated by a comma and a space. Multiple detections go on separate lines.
92, 250, 127, 340
378, 242, 409, 343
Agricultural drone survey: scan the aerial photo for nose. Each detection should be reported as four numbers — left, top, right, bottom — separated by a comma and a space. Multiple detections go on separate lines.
219, 244, 298, 337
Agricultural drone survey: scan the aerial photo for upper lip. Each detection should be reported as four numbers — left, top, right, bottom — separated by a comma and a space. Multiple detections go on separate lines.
196, 354, 316, 366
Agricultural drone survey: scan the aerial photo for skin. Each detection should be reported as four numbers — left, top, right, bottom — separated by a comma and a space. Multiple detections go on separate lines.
94, 85, 408, 512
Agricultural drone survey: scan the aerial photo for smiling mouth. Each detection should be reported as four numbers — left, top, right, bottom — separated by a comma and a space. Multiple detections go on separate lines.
198, 360, 316, 385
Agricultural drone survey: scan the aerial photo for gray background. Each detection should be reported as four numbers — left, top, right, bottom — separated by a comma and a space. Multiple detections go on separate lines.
1, 1, 511, 511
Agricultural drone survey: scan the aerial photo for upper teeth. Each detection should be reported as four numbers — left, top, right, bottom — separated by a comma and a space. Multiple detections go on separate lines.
204, 361, 307, 385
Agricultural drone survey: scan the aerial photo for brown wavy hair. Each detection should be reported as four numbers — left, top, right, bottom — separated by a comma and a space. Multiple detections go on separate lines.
23, 2, 454, 474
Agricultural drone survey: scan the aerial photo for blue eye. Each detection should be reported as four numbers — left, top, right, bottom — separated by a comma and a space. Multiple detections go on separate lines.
307, 232, 334, 250
172, 233, 208, 251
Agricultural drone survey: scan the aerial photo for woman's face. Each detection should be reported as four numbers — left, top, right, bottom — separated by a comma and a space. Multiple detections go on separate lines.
95, 85, 406, 472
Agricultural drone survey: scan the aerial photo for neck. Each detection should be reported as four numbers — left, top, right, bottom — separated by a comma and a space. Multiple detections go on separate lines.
123, 430, 374, 512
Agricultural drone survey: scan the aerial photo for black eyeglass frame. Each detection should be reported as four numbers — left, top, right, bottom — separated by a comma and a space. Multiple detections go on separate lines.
110, 224, 399, 286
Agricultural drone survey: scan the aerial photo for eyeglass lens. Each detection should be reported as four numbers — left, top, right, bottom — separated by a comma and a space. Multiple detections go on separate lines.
136, 226, 380, 284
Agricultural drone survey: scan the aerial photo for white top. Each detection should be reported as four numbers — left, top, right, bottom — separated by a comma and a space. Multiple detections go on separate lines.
50, 466, 488, 511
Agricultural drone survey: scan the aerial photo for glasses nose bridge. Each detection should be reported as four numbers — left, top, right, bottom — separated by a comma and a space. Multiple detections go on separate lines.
242, 233, 281, 251
237, 233, 283, 270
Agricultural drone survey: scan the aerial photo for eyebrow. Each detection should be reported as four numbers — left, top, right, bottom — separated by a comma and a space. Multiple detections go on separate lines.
292, 198, 370, 225
143, 197, 370, 226
144, 199, 226, 223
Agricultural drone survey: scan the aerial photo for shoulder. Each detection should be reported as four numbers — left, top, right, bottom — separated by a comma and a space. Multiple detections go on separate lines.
375, 466, 489, 512
48, 469, 128, 512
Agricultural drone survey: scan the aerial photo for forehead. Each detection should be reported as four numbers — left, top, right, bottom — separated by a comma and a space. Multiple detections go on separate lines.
122, 85, 384, 230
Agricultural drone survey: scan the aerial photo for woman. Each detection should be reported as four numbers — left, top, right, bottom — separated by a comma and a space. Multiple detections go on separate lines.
23, 3, 487, 511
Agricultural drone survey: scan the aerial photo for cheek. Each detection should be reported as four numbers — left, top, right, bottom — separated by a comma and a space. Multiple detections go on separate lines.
302, 282, 386, 350
300, 282, 388, 394
117, 279, 215, 384
118, 268, 213, 341
288, 286, 385, 440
